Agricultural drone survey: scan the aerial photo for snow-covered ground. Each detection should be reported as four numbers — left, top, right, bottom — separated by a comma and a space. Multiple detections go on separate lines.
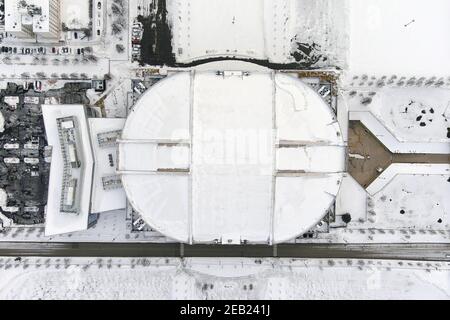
293, 0, 349, 68
100, 0, 129, 61
330, 165, 450, 244
347, 0, 450, 78
61, 0, 91, 30
166, 0, 450, 74
0, 258, 449, 300
0, 209, 171, 243
103, 79, 133, 118
368, 174, 449, 230
345, 87, 450, 144
167, 0, 289, 63
167, 0, 348, 67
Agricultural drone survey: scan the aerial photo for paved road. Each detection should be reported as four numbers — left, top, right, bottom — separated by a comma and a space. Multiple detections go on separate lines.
0, 242, 449, 261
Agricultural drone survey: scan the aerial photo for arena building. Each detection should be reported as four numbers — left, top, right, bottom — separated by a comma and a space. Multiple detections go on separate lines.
118, 70, 346, 244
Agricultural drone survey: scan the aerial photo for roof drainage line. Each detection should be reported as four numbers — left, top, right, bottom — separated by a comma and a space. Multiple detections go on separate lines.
275, 172, 345, 178
117, 139, 191, 145
116, 170, 190, 175
277, 143, 347, 148
269, 71, 277, 246
188, 70, 195, 245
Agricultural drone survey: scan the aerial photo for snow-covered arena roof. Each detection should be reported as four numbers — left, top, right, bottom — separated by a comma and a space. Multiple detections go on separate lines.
118, 71, 345, 244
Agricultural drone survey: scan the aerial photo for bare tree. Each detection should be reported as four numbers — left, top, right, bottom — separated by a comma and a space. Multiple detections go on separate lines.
111, 23, 123, 35
116, 44, 125, 53
87, 55, 98, 62
111, 3, 123, 15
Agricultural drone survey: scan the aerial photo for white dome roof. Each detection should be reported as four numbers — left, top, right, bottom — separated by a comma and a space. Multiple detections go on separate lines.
118, 71, 345, 244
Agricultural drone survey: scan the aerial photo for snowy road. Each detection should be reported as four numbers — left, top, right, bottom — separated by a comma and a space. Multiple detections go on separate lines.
0, 243, 449, 261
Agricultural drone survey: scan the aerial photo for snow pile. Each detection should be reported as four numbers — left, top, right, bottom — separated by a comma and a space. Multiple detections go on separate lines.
0, 189, 7, 208
61, 0, 91, 29
0, 110, 4, 133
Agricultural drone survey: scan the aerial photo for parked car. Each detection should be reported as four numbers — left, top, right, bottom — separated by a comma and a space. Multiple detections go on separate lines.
134, 82, 146, 95
34, 81, 42, 92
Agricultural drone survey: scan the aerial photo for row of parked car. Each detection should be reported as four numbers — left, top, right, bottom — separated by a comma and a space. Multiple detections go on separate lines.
131, 21, 144, 62
1, 46, 87, 56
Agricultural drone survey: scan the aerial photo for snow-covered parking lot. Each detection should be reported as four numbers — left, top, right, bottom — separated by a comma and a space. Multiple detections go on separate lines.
166, 0, 348, 67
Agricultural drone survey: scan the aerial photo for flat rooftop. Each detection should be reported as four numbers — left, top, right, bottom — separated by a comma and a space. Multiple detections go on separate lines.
42, 104, 94, 236
4, 0, 51, 33
88, 118, 127, 214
